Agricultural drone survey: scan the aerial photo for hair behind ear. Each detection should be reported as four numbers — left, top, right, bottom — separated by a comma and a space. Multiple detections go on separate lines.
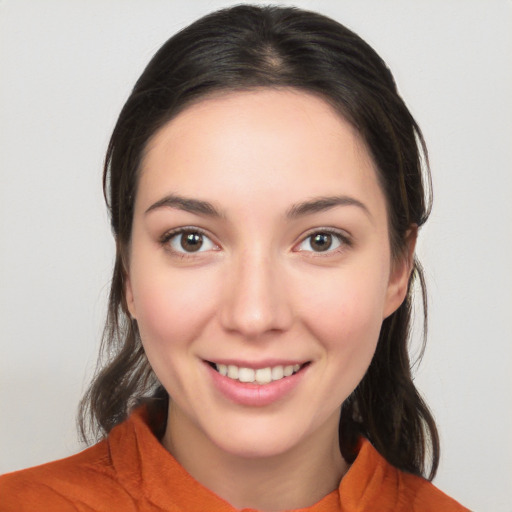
340, 252, 439, 480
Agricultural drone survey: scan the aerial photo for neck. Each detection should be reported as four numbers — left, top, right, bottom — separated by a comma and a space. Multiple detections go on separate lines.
163, 404, 348, 511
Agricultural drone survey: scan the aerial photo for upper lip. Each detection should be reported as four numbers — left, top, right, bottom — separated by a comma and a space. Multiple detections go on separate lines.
205, 359, 309, 369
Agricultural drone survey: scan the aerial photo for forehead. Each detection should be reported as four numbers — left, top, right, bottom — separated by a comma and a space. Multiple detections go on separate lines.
138, 88, 385, 217
144, 88, 368, 164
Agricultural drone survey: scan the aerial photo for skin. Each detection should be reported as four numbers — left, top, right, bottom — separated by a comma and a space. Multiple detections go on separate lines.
125, 89, 415, 511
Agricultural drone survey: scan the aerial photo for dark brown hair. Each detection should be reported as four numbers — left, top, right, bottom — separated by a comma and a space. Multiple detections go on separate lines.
79, 4, 439, 479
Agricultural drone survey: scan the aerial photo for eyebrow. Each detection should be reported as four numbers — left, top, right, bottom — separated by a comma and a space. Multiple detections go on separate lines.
286, 195, 371, 219
145, 194, 223, 217
145, 193, 371, 220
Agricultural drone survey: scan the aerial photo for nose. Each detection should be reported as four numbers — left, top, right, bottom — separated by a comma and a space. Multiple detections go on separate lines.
219, 250, 293, 339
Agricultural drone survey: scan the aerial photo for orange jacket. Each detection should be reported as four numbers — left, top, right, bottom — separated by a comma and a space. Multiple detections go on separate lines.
0, 408, 468, 511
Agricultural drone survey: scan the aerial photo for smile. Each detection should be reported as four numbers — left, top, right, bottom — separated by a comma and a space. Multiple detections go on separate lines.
211, 363, 305, 385
206, 360, 310, 406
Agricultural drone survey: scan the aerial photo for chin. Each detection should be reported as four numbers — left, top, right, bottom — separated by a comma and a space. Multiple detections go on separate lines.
202, 410, 333, 461
213, 430, 303, 460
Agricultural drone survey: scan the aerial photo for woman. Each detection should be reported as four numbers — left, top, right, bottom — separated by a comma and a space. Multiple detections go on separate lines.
0, 5, 468, 511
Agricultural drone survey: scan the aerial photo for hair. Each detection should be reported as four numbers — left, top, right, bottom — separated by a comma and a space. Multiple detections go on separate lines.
79, 4, 439, 480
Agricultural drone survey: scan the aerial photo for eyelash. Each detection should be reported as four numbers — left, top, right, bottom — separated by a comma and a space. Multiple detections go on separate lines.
159, 227, 219, 258
294, 228, 352, 256
159, 227, 352, 257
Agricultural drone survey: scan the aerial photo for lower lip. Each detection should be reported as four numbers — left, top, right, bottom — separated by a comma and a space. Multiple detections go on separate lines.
206, 363, 308, 407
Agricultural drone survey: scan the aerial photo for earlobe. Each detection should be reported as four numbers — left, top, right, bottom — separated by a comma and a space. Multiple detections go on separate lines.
383, 226, 417, 319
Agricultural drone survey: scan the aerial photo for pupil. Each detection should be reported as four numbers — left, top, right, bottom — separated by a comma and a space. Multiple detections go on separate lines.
311, 233, 332, 251
181, 232, 203, 252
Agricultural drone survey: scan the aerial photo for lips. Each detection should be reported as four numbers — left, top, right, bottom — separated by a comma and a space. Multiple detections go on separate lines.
206, 360, 310, 406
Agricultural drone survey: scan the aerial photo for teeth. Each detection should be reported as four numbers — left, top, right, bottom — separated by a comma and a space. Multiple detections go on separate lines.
238, 368, 255, 383
227, 365, 239, 379
283, 365, 294, 377
271, 366, 284, 380
214, 363, 304, 385
255, 367, 272, 384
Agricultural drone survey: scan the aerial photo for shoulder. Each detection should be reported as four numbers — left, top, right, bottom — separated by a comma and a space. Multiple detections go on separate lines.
396, 470, 470, 511
341, 438, 470, 511
0, 407, 170, 512
0, 438, 137, 512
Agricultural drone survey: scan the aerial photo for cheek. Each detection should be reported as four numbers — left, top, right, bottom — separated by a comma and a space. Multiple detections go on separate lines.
131, 266, 221, 402
131, 266, 219, 351
296, 266, 388, 363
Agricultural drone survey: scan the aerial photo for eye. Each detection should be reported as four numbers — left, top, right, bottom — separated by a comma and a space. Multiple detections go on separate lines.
295, 230, 347, 253
163, 229, 217, 254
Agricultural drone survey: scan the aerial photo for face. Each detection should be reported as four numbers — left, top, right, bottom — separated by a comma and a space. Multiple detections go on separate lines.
125, 89, 412, 460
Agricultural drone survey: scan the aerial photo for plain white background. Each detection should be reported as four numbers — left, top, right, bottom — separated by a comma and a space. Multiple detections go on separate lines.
1, 1, 511, 510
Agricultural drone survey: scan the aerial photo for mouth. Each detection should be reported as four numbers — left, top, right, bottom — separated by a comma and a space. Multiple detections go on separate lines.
207, 361, 310, 385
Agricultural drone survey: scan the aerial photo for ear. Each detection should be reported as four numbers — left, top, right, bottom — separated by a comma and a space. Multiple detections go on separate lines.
124, 271, 137, 319
383, 226, 417, 319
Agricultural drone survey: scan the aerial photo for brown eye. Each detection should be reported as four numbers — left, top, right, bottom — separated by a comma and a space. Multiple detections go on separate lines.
310, 233, 332, 252
165, 229, 217, 254
296, 231, 345, 253
180, 231, 203, 252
